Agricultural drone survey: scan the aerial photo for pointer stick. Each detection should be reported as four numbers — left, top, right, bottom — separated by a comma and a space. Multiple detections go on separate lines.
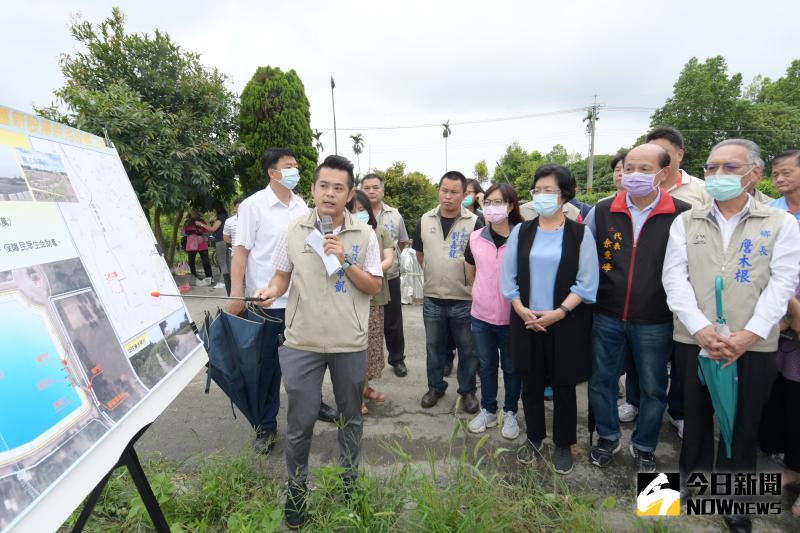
150, 291, 265, 302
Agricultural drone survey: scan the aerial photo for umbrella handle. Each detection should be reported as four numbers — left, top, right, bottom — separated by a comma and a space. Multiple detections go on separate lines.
715, 275, 725, 324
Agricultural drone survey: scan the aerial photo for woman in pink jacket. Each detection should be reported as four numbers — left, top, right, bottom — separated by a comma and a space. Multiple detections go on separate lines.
465, 183, 524, 439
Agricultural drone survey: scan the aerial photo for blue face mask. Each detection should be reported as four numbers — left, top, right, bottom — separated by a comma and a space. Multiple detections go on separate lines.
354, 211, 370, 223
277, 167, 300, 190
462, 195, 474, 208
705, 174, 745, 201
532, 193, 560, 217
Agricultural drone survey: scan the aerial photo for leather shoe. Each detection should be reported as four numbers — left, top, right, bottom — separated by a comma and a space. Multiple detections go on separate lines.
254, 428, 276, 454
391, 361, 408, 377
461, 391, 479, 414
318, 401, 338, 423
421, 388, 444, 408
285, 481, 307, 529
722, 516, 752, 533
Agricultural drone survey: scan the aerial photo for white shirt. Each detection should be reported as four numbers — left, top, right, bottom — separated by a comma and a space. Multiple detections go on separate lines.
662, 196, 800, 338
234, 185, 308, 306
222, 214, 237, 255
666, 170, 710, 208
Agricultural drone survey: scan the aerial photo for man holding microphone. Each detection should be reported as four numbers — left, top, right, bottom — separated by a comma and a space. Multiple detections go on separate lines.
253, 155, 383, 530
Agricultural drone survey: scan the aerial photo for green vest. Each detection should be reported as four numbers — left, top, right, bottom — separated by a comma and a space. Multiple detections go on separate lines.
419, 206, 477, 300
284, 210, 373, 353
672, 200, 787, 352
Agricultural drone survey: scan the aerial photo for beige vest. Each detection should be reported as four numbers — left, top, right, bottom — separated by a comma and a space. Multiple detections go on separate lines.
376, 204, 404, 280
520, 200, 581, 221
420, 206, 477, 300
672, 201, 787, 351
284, 210, 373, 353
667, 171, 710, 208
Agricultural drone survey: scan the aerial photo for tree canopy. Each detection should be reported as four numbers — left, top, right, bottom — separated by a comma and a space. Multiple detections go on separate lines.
374, 162, 438, 236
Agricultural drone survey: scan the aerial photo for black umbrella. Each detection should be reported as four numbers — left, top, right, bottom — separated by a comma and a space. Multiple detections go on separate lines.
200, 306, 283, 429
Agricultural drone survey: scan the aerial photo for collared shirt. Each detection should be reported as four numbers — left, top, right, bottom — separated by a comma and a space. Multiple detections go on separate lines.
584, 190, 661, 242
222, 214, 237, 255
666, 170, 710, 208
234, 185, 308, 306
770, 196, 800, 221
662, 196, 800, 337
271, 210, 383, 277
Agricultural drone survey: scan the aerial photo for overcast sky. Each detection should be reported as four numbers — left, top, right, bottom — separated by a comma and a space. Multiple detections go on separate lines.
3, 0, 798, 180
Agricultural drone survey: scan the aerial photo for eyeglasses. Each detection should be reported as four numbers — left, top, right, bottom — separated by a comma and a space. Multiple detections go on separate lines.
531, 188, 560, 196
703, 162, 753, 175
483, 200, 508, 207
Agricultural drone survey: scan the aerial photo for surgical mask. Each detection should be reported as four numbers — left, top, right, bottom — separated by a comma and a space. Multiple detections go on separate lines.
704, 174, 748, 201
354, 211, 370, 223
532, 193, 560, 217
276, 167, 300, 190
483, 204, 509, 224
621, 171, 659, 198
462, 195, 474, 208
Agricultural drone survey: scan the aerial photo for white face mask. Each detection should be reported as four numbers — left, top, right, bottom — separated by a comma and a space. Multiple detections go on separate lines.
276, 167, 300, 189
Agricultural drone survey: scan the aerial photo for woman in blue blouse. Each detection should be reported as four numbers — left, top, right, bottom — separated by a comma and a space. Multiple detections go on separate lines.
501, 164, 599, 475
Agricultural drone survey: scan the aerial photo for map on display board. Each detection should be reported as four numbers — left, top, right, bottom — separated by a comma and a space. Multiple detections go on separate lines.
0, 106, 208, 532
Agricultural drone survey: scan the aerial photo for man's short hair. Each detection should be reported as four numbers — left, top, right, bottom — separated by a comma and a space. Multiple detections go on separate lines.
710, 139, 765, 169
361, 173, 384, 186
313, 155, 355, 189
438, 171, 467, 192
261, 148, 297, 177
646, 126, 685, 150
532, 164, 576, 202
623, 145, 671, 169
611, 149, 628, 171
772, 149, 800, 168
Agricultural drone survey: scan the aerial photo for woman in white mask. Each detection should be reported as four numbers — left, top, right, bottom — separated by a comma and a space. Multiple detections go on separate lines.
501, 164, 599, 475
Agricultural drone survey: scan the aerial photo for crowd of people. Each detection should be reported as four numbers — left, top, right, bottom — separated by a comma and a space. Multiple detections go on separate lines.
210, 128, 799, 530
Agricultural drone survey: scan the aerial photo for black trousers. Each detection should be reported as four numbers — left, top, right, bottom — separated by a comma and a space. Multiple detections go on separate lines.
519, 329, 577, 448
759, 373, 800, 472
187, 250, 212, 278
383, 277, 405, 364
677, 342, 777, 475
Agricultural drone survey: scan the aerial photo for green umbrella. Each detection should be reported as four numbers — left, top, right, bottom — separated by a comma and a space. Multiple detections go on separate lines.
697, 275, 738, 460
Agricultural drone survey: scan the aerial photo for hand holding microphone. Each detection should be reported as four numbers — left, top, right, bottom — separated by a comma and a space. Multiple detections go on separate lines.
321, 215, 345, 262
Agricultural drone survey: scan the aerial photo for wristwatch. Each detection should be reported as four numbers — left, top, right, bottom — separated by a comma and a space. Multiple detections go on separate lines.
558, 304, 572, 316
341, 258, 352, 271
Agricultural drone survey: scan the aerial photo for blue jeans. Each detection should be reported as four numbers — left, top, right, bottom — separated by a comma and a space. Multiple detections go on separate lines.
588, 312, 672, 452
423, 298, 478, 395
625, 345, 684, 421
259, 308, 284, 431
471, 317, 520, 413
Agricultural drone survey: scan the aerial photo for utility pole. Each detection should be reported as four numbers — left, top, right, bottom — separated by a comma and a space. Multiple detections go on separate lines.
330, 76, 338, 155
586, 94, 598, 193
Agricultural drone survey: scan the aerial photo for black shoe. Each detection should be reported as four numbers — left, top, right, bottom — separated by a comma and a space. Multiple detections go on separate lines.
443, 360, 453, 377
461, 391, 479, 414
284, 482, 307, 530
343, 476, 356, 503
589, 438, 621, 468
254, 428, 276, 455
421, 388, 444, 408
391, 361, 408, 377
553, 446, 574, 475
318, 401, 338, 423
722, 515, 752, 533
629, 444, 657, 473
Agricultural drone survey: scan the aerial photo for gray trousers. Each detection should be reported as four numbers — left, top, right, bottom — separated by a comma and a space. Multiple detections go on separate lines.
279, 345, 367, 485
215, 240, 229, 275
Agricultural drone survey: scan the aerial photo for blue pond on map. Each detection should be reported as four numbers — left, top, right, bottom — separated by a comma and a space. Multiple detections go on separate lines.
0, 297, 83, 452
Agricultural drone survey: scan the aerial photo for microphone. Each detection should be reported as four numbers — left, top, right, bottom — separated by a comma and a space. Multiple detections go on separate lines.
321, 215, 334, 235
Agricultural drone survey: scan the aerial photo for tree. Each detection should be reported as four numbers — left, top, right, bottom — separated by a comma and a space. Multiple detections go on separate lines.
492, 142, 545, 199
761, 59, 800, 108
441, 120, 451, 171
312, 129, 324, 158
238, 66, 318, 197
36, 8, 243, 266
650, 56, 749, 175
473, 160, 489, 185
350, 133, 364, 178
374, 162, 438, 236
743, 102, 800, 172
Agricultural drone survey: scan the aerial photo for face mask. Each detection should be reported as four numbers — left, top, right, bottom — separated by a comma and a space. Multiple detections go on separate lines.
354, 211, 370, 223
705, 173, 751, 201
276, 167, 300, 190
532, 193, 560, 217
621, 171, 659, 198
483, 204, 509, 224
462, 195, 474, 208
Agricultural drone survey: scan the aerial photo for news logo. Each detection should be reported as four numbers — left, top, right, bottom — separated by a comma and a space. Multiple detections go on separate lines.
636, 473, 681, 516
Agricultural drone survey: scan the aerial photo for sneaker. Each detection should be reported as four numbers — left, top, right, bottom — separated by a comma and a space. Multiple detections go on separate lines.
284, 482, 307, 529
468, 408, 497, 433
501, 411, 520, 440
589, 437, 621, 468
543, 386, 553, 401
214, 282, 226, 289
618, 402, 639, 423
254, 428, 276, 454
553, 446, 574, 475
668, 414, 684, 439
517, 438, 544, 465
630, 443, 657, 473
202, 277, 214, 286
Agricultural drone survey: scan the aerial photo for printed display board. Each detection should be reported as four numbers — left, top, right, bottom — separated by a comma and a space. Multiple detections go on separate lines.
0, 106, 208, 532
